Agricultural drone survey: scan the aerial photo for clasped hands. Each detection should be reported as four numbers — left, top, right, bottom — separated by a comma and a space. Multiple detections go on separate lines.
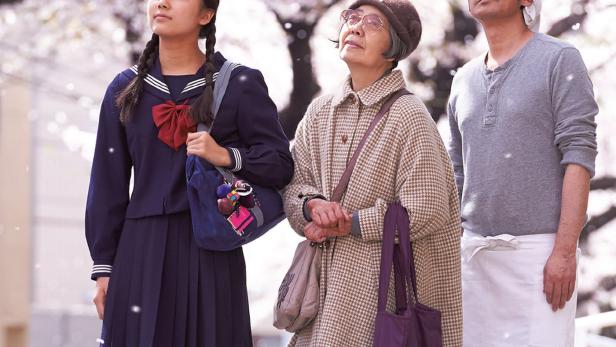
304, 199, 353, 243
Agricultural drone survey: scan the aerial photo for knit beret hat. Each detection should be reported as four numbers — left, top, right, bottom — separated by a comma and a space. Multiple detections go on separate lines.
349, 0, 422, 59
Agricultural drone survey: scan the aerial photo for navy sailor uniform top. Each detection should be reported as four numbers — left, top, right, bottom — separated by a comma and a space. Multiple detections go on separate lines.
86, 52, 293, 279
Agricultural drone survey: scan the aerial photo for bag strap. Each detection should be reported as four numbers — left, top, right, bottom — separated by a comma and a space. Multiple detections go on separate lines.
194, 59, 237, 177
377, 202, 399, 311
194, 60, 267, 227
330, 89, 411, 202
197, 59, 239, 133
395, 202, 420, 306
377, 202, 420, 313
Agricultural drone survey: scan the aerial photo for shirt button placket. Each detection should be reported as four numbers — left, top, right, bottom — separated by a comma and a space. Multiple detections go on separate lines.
485, 83, 497, 126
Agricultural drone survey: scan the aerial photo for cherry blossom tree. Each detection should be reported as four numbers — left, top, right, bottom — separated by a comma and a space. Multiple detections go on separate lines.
1, 0, 615, 339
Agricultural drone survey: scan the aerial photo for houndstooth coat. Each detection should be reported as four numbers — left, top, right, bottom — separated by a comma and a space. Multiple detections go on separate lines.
282, 70, 463, 347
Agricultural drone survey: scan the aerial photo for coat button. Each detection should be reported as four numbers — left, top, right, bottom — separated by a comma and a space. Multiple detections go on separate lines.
342, 135, 348, 144
349, 95, 356, 104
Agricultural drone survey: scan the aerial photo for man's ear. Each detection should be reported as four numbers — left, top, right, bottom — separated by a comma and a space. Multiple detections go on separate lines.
520, 0, 534, 8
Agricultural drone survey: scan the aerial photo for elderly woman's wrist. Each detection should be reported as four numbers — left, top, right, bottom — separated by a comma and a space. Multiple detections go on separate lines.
300, 193, 326, 222
350, 211, 362, 237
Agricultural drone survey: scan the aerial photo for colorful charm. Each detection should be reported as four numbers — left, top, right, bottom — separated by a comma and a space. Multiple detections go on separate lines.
216, 184, 233, 199
217, 198, 235, 216
239, 195, 256, 208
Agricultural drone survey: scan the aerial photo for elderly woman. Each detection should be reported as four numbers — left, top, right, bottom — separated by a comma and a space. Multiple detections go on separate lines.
282, 0, 462, 346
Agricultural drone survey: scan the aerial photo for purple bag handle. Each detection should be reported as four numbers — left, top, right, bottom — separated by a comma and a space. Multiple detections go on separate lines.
396, 203, 420, 308
377, 202, 420, 313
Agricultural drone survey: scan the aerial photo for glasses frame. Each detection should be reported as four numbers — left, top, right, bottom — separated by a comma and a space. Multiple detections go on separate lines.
340, 9, 386, 32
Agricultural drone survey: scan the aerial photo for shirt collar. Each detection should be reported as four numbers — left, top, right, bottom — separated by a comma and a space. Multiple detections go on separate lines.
130, 52, 228, 101
331, 69, 407, 108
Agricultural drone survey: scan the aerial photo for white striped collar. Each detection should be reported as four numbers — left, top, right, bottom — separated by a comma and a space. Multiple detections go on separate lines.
129, 62, 242, 95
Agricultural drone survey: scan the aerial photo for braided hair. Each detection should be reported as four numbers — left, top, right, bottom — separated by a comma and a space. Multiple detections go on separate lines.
190, 0, 219, 127
115, 0, 219, 125
116, 33, 159, 123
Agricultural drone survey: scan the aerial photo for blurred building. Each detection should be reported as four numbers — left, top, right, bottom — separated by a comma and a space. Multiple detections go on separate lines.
0, 77, 30, 347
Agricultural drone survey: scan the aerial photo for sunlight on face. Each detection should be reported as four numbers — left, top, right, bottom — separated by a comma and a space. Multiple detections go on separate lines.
147, 0, 214, 39
338, 5, 393, 71
468, 0, 523, 23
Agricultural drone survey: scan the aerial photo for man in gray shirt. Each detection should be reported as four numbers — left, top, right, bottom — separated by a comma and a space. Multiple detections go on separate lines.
447, 0, 598, 345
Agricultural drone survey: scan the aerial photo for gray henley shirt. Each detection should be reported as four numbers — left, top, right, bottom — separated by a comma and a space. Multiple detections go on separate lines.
447, 33, 598, 237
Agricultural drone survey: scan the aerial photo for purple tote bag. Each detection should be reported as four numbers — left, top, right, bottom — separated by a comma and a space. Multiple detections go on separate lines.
373, 202, 443, 347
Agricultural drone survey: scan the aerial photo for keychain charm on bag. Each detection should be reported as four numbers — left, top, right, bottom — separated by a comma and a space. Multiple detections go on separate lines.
216, 179, 257, 235
185, 60, 286, 251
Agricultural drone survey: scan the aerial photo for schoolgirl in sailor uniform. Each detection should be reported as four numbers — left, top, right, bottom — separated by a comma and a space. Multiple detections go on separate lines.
85, 0, 293, 346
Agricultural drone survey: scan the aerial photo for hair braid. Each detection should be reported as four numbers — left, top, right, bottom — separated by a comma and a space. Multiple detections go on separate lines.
116, 33, 160, 123
190, 9, 218, 126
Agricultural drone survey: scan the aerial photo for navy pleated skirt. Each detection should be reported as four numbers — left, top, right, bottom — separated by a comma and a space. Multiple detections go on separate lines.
99, 211, 253, 347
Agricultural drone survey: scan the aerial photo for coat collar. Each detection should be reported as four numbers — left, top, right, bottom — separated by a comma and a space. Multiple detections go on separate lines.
128, 52, 233, 102
331, 69, 408, 108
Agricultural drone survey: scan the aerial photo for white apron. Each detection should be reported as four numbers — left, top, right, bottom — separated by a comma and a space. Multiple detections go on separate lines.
462, 230, 579, 347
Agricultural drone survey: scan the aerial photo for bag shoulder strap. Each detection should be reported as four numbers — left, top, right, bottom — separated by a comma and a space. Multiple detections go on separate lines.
195, 60, 266, 226
330, 89, 412, 202
197, 59, 240, 132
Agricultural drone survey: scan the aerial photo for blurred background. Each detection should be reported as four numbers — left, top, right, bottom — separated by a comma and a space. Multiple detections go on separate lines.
0, 0, 614, 346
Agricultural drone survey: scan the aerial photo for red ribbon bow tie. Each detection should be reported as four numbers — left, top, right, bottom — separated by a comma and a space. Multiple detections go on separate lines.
152, 100, 196, 150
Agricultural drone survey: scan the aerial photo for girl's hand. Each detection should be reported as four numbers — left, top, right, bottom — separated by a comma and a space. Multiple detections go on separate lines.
93, 277, 109, 320
186, 132, 232, 167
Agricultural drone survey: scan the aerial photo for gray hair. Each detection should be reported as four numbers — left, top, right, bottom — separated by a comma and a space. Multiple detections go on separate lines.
383, 26, 411, 68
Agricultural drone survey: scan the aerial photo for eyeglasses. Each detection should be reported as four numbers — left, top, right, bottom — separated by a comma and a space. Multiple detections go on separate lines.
340, 9, 385, 32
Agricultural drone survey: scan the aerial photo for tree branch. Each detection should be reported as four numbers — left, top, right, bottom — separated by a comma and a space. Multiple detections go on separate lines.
581, 206, 616, 242
590, 51, 616, 75
546, 0, 590, 37
591, 177, 616, 191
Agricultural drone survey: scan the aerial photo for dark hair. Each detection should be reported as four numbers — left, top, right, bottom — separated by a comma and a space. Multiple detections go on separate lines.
116, 33, 159, 123
116, 0, 220, 125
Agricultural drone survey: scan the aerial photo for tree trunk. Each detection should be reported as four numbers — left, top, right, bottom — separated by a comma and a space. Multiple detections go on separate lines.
277, 21, 321, 139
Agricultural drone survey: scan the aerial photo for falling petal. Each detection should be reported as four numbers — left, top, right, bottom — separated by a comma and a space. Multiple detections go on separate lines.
93, 52, 105, 65
5, 10, 17, 25
47, 122, 59, 134
55, 111, 67, 123
90, 108, 99, 121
